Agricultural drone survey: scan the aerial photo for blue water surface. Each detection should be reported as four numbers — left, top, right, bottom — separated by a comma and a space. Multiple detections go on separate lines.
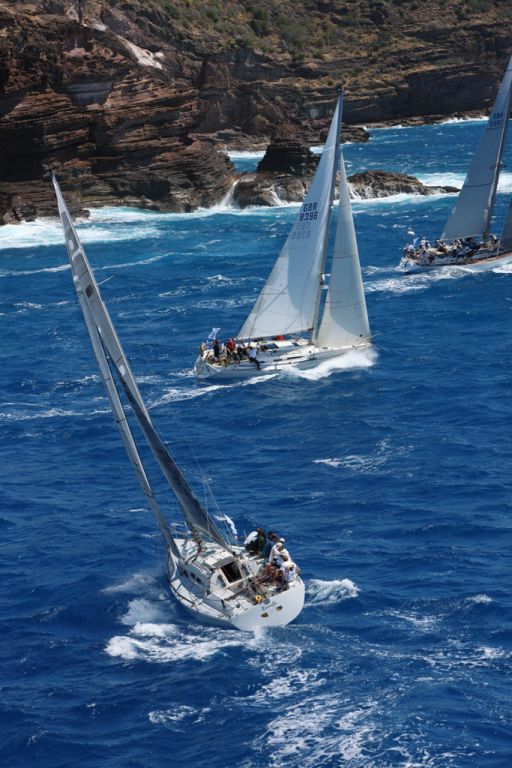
1, 119, 512, 768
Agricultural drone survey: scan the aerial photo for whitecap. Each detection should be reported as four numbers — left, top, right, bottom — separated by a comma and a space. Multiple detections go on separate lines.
465, 594, 493, 605
148, 705, 201, 725
307, 578, 359, 606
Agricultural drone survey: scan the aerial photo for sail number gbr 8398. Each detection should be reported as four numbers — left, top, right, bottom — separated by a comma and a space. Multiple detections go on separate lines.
291, 201, 319, 241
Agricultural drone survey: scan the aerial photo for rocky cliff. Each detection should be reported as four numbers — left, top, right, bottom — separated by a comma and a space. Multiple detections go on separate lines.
1, 0, 511, 222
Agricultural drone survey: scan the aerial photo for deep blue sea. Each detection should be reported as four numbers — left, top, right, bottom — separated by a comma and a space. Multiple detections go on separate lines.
2, 118, 512, 768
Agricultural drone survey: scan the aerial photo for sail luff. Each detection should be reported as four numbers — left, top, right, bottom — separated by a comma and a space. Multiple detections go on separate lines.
316, 146, 370, 349
441, 55, 512, 241
312, 92, 343, 341
53, 174, 229, 551
238, 95, 344, 340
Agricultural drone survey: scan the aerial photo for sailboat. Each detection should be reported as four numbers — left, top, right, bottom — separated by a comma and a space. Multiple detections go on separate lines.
52, 174, 304, 631
194, 93, 371, 380
399, 55, 512, 273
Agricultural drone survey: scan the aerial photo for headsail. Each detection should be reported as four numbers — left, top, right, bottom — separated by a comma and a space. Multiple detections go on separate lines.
316, 147, 370, 348
441, 56, 512, 241
53, 175, 230, 551
499, 200, 512, 252
238, 94, 343, 340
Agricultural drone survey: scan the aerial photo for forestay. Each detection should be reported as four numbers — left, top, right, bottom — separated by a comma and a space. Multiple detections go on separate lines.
316, 148, 370, 348
441, 55, 512, 241
238, 94, 342, 340
53, 175, 230, 551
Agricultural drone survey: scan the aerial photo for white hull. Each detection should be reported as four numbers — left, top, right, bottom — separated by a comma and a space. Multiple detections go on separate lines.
194, 338, 371, 381
166, 538, 305, 630
399, 250, 512, 274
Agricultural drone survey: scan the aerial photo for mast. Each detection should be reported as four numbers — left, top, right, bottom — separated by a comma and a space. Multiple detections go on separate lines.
312, 91, 343, 342
52, 174, 231, 552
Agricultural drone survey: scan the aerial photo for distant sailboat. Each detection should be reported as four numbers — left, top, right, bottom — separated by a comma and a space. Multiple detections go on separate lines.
52, 174, 304, 631
399, 55, 512, 273
194, 93, 372, 380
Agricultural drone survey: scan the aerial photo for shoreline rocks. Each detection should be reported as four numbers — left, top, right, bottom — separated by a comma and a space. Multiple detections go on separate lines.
1, 0, 504, 223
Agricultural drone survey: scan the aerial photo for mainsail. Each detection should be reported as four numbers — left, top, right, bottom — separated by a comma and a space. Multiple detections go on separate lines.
441, 56, 512, 241
238, 94, 343, 340
316, 148, 370, 348
53, 175, 230, 551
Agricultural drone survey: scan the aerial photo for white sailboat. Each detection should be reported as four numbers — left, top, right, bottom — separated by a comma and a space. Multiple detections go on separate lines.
52, 174, 304, 631
194, 93, 371, 380
399, 55, 512, 273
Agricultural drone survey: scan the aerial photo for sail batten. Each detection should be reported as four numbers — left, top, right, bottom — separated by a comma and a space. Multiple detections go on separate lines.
53, 175, 229, 551
441, 56, 512, 241
238, 94, 343, 340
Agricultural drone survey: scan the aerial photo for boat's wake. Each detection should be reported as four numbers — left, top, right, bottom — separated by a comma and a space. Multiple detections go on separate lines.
367, 265, 466, 294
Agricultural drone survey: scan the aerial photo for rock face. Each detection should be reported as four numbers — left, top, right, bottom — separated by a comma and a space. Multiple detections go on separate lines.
0, 0, 509, 221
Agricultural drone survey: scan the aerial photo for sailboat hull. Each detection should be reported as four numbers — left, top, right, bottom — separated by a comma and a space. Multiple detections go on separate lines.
194, 339, 371, 381
399, 249, 512, 274
166, 543, 305, 630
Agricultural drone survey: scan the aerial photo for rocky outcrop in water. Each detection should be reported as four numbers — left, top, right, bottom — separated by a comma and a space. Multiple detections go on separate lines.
233, 167, 459, 209
348, 171, 459, 199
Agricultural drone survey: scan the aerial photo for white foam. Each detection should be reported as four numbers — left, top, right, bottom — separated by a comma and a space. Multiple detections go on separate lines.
120, 598, 169, 626
148, 705, 201, 725
248, 669, 325, 704
153, 370, 274, 407
0, 215, 160, 252
227, 150, 265, 161
386, 609, 439, 631
277, 347, 377, 382
0, 406, 84, 423
102, 571, 157, 595
313, 438, 410, 475
256, 694, 380, 768
416, 172, 465, 188
440, 115, 486, 124
105, 623, 245, 664
465, 594, 493, 605
367, 265, 465, 294
307, 578, 359, 606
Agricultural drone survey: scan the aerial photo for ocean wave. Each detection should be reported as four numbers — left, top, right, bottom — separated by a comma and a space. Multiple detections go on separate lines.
307, 578, 360, 606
